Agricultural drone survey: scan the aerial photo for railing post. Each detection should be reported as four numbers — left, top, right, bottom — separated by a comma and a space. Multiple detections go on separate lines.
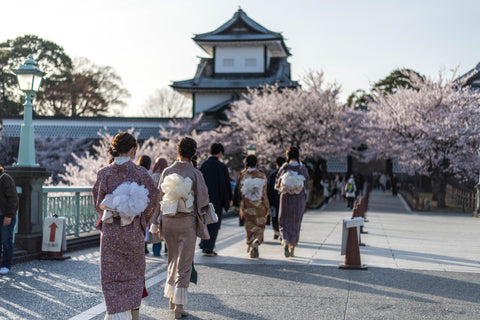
75, 191, 81, 237
43, 191, 48, 218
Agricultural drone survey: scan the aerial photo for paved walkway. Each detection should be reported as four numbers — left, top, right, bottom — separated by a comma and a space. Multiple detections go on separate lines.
1, 190, 480, 319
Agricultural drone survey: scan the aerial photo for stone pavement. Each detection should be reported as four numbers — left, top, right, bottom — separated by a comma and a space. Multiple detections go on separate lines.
1, 190, 480, 319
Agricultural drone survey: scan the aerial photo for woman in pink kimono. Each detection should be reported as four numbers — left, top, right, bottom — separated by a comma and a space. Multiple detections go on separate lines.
275, 147, 309, 258
235, 155, 269, 258
92, 132, 160, 320
151, 137, 210, 319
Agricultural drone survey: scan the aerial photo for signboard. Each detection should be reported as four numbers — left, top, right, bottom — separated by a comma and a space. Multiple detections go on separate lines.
341, 217, 364, 255
42, 217, 67, 252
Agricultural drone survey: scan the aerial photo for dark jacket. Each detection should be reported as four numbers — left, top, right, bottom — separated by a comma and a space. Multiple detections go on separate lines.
267, 169, 280, 210
0, 172, 19, 218
200, 157, 232, 212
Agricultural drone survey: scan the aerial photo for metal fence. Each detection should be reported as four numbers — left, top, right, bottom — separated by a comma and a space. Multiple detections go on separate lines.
42, 186, 97, 237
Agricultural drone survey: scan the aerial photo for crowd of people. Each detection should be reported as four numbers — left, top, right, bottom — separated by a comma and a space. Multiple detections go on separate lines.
91, 132, 312, 319
0, 130, 401, 320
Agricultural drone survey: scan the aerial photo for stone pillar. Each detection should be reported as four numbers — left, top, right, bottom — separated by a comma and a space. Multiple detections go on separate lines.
6, 166, 51, 255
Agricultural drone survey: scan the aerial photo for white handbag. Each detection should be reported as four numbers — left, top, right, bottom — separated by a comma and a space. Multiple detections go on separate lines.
204, 203, 218, 224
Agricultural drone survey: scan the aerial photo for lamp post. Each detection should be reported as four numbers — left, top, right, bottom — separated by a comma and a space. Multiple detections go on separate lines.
12, 54, 45, 167
6, 55, 50, 257
246, 144, 256, 156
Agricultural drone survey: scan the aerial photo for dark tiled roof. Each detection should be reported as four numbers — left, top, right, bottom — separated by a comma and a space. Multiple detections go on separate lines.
172, 57, 299, 91
456, 62, 480, 86
0, 116, 173, 139
194, 8, 283, 42
193, 8, 290, 56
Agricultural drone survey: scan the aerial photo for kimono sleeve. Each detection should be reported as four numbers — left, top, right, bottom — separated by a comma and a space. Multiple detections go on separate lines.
92, 169, 107, 230
194, 169, 210, 214
274, 165, 286, 191
262, 173, 270, 211
141, 170, 160, 223
150, 170, 166, 225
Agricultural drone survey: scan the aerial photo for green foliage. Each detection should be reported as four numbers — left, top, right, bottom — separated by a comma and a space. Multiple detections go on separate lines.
347, 68, 423, 110
346, 89, 371, 110
0, 35, 129, 116
373, 68, 422, 94
0, 35, 72, 115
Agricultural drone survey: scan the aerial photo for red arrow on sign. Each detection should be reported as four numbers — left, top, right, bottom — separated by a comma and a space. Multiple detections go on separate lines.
49, 223, 58, 242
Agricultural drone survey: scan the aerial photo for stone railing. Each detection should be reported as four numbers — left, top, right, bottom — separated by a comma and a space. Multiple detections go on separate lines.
42, 186, 97, 237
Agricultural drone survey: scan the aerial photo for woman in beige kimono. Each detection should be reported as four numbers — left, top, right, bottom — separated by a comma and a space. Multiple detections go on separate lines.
151, 137, 210, 319
235, 155, 269, 258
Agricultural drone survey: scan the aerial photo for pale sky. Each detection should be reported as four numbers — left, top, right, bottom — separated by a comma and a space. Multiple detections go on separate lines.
2, 0, 479, 116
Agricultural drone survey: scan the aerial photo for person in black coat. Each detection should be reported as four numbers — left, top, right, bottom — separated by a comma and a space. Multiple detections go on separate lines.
0, 164, 19, 275
267, 156, 286, 240
199, 143, 232, 256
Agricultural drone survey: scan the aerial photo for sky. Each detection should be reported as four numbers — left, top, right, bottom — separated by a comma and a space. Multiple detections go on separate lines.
2, 0, 480, 116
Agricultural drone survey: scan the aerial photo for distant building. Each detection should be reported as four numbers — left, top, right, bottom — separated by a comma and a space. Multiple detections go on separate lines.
1, 10, 299, 144
172, 8, 299, 128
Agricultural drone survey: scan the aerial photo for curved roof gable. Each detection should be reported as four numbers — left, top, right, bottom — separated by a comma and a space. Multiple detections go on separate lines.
193, 8, 290, 56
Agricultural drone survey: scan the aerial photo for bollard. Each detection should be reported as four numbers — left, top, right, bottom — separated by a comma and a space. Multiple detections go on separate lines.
351, 206, 366, 246
358, 197, 368, 234
339, 217, 367, 270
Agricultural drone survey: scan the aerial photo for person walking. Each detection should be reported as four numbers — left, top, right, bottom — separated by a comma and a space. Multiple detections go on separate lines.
345, 176, 357, 209
267, 156, 286, 240
275, 147, 309, 258
92, 132, 160, 320
199, 143, 232, 257
149, 157, 169, 256
151, 137, 210, 319
320, 179, 330, 204
236, 155, 269, 258
0, 164, 19, 275
137, 155, 153, 254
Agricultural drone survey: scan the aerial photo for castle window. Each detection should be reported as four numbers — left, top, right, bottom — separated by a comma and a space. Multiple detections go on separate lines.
245, 58, 257, 67
223, 58, 234, 67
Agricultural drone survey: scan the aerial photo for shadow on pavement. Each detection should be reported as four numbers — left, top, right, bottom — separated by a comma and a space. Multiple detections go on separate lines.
200, 263, 480, 304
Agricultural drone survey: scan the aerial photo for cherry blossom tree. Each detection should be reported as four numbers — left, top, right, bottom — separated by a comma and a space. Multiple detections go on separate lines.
35, 136, 92, 184
58, 117, 219, 186
227, 71, 364, 189
58, 131, 114, 186
363, 70, 480, 207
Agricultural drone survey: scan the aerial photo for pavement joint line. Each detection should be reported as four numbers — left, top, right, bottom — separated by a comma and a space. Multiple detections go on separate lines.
68, 271, 168, 320
70, 218, 247, 320
376, 213, 399, 268
308, 216, 342, 265
343, 280, 351, 320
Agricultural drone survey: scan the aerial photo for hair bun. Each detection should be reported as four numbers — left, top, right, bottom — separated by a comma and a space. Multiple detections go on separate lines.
108, 146, 120, 158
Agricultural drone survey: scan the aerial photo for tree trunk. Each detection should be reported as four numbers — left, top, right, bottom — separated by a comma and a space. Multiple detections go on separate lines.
431, 173, 447, 207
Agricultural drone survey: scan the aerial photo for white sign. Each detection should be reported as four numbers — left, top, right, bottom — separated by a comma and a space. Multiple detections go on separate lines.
341, 217, 364, 255
42, 217, 67, 252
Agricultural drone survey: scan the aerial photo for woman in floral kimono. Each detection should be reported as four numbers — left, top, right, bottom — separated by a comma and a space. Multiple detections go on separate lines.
235, 155, 269, 258
92, 132, 160, 320
275, 147, 309, 258
151, 137, 210, 319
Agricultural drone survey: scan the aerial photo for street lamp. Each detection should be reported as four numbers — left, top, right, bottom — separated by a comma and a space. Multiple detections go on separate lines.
12, 54, 45, 167
246, 144, 256, 156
